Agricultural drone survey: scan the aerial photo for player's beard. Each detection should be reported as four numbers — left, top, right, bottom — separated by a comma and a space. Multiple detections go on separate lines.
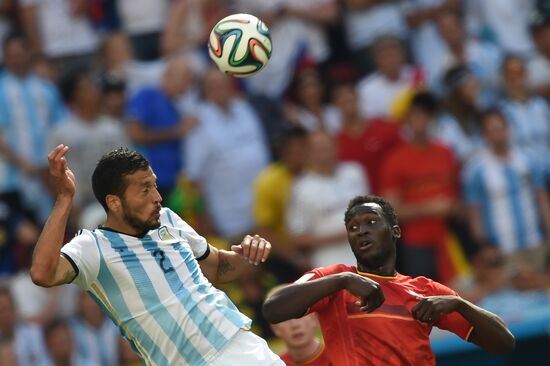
120, 199, 160, 234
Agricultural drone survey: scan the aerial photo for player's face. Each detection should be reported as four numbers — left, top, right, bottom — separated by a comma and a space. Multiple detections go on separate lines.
346, 203, 398, 267
271, 313, 319, 348
120, 168, 162, 233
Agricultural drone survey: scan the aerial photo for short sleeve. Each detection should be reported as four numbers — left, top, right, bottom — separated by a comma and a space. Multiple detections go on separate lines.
429, 281, 474, 340
165, 208, 208, 259
60, 231, 100, 291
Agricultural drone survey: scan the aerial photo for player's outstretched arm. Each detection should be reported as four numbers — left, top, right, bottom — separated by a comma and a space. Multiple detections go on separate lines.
200, 235, 272, 284
30, 145, 77, 287
412, 296, 515, 355
263, 272, 384, 324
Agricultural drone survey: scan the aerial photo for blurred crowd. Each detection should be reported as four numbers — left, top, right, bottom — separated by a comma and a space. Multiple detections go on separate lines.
1, 0, 550, 364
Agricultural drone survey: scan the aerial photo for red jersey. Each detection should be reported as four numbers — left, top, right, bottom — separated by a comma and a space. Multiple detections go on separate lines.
304, 264, 473, 366
379, 142, 458, 247
280, 343, 332, 366
337, 118, 403, 194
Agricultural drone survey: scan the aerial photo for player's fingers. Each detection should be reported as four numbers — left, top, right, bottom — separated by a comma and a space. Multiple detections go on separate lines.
260, 239, 271, 263
247, 236, 261, 264
414, 301, 432, 322
240, 235, 252, 259
251, 238, 266, 265
48, 144, 65, 165
411, 299, 426, 319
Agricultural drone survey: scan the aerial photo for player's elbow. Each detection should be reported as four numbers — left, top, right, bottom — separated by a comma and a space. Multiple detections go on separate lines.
496, 334, 516, 355
262, 299, 282, 324
30, 267, 54, 288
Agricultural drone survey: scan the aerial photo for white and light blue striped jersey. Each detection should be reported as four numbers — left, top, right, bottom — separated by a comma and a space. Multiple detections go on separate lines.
499, 96, 550, 175
463, 148, 545, 253
61, 208, 251, 366
12, 322, 50, 366
0, 71, 65, 192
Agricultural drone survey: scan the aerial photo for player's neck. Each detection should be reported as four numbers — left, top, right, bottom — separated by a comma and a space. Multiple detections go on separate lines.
288, 338, 322, 364
357, 263, 397, 277
102, 216, 147, 237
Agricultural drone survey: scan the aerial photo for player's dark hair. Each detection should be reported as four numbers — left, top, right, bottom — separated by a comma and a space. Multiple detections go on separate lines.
92, 148, 150, 212
409, 91, 440, 115
344, 195, 399, 227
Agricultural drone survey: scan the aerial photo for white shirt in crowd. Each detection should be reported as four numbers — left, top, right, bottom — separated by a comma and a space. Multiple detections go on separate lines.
19, 0, 98, 57
117, 0, 169, 36
185, 99, 270, 238
287, 162, 369, 268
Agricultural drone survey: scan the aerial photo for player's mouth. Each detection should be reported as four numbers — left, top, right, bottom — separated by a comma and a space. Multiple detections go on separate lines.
358, 240, 374, 251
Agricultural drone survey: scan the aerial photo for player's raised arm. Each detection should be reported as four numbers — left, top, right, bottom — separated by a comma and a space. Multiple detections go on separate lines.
263, 272, 384, 324
30, 144, 77, 287
199, 234, 272, 284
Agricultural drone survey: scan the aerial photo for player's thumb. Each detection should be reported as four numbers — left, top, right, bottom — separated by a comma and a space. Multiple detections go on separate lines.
231, 245, 243, 254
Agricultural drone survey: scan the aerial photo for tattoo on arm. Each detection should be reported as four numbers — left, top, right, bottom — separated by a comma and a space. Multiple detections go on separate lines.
59, 268, 76, 285
218, 256, 236, 277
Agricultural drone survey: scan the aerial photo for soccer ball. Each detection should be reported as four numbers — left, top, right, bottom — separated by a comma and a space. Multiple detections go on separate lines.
208, 13, 272, 78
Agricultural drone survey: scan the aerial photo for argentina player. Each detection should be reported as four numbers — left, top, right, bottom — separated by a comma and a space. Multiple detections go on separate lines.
31, 145, 284, 365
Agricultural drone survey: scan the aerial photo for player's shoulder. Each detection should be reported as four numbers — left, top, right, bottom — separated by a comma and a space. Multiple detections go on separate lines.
313, 264, 355, 277
402, 274, 456, 295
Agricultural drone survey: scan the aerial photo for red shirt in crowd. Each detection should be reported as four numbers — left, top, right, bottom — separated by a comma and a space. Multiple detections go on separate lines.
303, 264, 473, 366
337, 118, 403, 194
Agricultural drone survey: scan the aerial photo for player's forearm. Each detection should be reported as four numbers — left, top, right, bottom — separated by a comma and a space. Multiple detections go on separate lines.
30, 196, 72, 286
263, 274, 347, 324
214, 250, 251, 283
456, 298, 515, 355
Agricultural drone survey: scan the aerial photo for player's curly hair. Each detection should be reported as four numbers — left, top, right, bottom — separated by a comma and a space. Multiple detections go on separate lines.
92, 148, 150, 212
344, 195, 399, 227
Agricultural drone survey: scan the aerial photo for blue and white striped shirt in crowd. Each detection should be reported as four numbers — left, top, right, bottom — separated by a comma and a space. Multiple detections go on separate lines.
71, 318, 119, 366
61, 208, 251, 366
0, 71, 65, 192
463, 148, 546, 253
499, 96, 550, 176
11, 322, 50, 366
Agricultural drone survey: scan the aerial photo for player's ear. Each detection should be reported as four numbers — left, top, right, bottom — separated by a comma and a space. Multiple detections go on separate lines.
105, 194, 121, 212
391, 225, 401, 239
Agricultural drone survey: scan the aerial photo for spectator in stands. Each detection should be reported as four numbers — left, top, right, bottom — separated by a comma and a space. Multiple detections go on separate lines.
333, 82, 403, 194
434, 65, 484, 164
50, 68, 130, 227
284, 68, 341, 134
185, 68, 270, 241
99, 32, 165, 96
499, 54, 550, 178
116, 0, 169, 61
0, 0, 15, 63
19, 0, 98, 76
269, 286, 330, 366
100, 74, 127, 121
464, 0, 535, 57
70, 291, 119, 366
463, 109, 550, 272
433, 10, 502, 100
126, 59, 197, 198
380, 91, 460, 283
0, 286, 49, 366
253, 124, 310, 280
357, 35, 424, 119
341, 0, 407, 76
236, 0, 338, 99
528, 12, 550, 100
162, 0, 227, 74
404, 0, 460, 86
286, 131, 368, 268
0, 34, 65, 223
44, 318, 94, 366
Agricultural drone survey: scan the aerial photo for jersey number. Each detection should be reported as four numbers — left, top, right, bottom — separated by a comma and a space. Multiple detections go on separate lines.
152, 249, 174, 274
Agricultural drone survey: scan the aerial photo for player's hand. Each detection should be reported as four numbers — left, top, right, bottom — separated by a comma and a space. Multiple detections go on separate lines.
343, 273, 385, 313
47, 144, 76, 198
411, 295, 462, 324
231, 234, 272, 266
